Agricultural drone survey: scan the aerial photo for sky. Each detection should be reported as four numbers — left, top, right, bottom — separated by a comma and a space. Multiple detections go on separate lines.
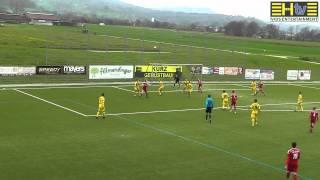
123, 0, 272, 20
123, 0, 320, 27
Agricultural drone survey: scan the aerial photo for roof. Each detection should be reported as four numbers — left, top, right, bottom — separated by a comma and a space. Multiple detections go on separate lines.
25, 12, 60, 21
0, 13, 27, 22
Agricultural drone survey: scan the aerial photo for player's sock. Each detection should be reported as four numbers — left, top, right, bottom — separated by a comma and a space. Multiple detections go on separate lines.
286, 173, 290, 179
251, 119, 255, 127
206, 114, 208, 120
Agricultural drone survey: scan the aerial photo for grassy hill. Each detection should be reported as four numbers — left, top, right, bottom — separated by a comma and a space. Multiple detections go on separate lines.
0, 0, 263, 26
0, 23, 320, 83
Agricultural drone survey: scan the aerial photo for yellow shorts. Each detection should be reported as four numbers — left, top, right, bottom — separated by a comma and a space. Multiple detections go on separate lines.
98, 106, 105, 112
159, 87, 164, 91
251, 112, 258, 119
223, 99, 228, 104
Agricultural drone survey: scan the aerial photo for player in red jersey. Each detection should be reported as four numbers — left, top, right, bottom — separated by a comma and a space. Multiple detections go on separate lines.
257, 80, 265, 96
197, 79, 203, 93
309, 107, 319, 133
142, 80, 149, 98
285, 142, 301, 180
230, 90, 237, 114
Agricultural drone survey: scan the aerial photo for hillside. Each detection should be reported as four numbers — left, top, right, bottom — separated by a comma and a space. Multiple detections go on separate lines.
0, 0, 263, 26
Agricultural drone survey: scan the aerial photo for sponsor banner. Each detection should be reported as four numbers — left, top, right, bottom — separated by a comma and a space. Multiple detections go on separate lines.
89, 65, 134, 79
36, 66, 63, 75
245, 69, 261, 80
213, 67, 220, 74
63, 66, 86, 74
190, 65, 202, 74
201, 67, 214, 75
0, 66, 36, 76
135, 65, 182, 73
135, 72, 177, 78
135, 65, 182, 78
204, 67, 242, 75
260, 70, 275, 80
218, 67, 225, 75
287, 70, 311, 80
287, 70, 299, 80
224, 67, 243, 75
298, 70, 311, 80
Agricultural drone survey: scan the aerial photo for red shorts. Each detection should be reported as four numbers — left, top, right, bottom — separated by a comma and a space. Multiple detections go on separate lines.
287, 164, 298, 173
143, 87, 147, 92
231, 102, 237, 106
310, 120, 316, 128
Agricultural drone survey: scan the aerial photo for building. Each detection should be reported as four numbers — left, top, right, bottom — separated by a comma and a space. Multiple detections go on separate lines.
0, 13, 27, 23
25, 12, 60, 26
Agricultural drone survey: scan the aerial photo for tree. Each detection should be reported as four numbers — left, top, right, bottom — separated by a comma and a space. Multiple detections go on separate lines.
245, 21, 260, 37
287, 26, 295, 40
264, 24, 280, 39
224, 21, 247, 36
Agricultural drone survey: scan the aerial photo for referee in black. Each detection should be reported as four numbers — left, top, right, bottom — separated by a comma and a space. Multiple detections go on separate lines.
173, 72, 180, 88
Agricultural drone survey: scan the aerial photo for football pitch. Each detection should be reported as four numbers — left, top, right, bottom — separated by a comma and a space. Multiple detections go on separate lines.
1, 82, 319, 180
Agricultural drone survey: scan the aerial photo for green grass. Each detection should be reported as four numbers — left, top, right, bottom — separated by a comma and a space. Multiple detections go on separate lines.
1, 24, 320, 83
0, 83, 319, 179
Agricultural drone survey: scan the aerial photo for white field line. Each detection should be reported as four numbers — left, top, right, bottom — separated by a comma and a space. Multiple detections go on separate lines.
14, 89, 87, 117
237, 108, 309, 112
112, 86, 135, 93
102, 34, 320, 65
289, 84, 320, 90
148, 88, 249, 93
115, 115, 311, 180
0, 83, 317, 91
86, 101, 320, 116
1, 81, 320, 88
88, 50, 171, 54
15, 85, 119, 90
103, 35, 303, 60
87, 107, 212, 117
233, 84, 250, 88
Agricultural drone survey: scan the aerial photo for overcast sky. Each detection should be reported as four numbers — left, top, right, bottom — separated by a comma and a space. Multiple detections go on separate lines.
123, 0, 271, 20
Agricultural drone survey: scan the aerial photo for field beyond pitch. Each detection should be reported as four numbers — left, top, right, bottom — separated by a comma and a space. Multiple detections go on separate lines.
0, 82, 319, 180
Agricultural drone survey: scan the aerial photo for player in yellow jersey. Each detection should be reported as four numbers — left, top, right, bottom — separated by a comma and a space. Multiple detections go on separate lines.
158, 80, 164, 96
295, 91, 303, 112
250, 99, 261, 127
221, 90, 229, 110
251, 80, 257, 96
134, 80, 141, 96
186, 81, 193, 96
96, 93, 106, 119
183, 79, 188, 93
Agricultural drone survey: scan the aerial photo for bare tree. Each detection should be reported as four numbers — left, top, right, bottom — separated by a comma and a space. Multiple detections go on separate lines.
288, 26, 295, 40
264, 24, 280, 39
246, 21, 260, 37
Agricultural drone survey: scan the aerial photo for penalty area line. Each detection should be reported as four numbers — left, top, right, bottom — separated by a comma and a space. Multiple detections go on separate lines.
86, 102, 320, 117
112, 86, 135, 93
14, 89, 87, 117
115, 115, 312, 180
